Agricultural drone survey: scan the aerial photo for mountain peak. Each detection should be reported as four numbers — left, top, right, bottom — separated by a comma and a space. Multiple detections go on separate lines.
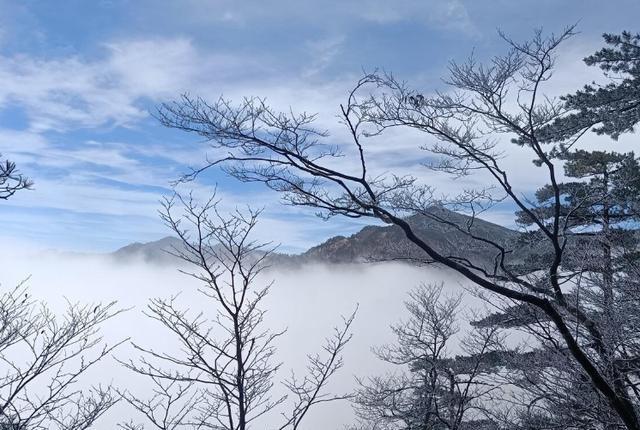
111, 236, 184, 263
111, 210, 519, 269
298, 209, 518, 267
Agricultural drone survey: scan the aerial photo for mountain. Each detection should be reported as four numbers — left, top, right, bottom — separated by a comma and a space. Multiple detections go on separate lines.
292, 207, 520, 269
111, 207, 522, 271
110, 235, 268, 266
110, 236, 185, 264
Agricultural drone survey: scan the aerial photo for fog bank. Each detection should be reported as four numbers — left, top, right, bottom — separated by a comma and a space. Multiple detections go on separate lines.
0, 249, 481, 428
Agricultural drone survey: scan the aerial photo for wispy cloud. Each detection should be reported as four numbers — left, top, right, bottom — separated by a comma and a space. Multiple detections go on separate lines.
0, 38, 255, 131
0, 2, 633, 253
302, 35, 345, 78
0, 36, 339, 251
353, 0, 472, 30
156, 0, 475, 32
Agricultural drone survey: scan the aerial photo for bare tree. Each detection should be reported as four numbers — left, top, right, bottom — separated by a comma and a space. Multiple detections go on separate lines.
351, 283, 503, 430
0, 155, 32, 200
118, 193, 355, 430
0, 281, 123, 429
0, 146, 117, 430
117, 378, 197, 430
154, 26, 640, 429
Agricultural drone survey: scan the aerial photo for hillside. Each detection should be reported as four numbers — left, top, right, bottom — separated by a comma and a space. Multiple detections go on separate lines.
111, 207, 522, 271
295, 207, 519, 268
111, 236, 185, 264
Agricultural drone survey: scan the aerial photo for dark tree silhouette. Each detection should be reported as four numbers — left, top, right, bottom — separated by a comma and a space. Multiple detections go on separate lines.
0, 155, 32, 201
0, 283, 123, 429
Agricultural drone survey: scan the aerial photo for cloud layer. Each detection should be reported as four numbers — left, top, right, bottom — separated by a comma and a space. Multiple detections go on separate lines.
1, 249, 476, 428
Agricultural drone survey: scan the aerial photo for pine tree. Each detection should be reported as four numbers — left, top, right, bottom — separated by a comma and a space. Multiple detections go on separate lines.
517, 150, 640, 310
479, 149, 640, 428
550, 31, 640, 140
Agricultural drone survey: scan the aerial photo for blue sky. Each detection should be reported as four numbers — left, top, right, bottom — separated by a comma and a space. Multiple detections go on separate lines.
1, 0, 639, 253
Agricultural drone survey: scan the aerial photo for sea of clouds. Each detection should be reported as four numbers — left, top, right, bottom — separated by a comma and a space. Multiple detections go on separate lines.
1, 246, 489, 428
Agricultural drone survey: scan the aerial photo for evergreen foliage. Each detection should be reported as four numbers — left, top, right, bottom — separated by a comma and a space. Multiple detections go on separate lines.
553, 31, 640, 140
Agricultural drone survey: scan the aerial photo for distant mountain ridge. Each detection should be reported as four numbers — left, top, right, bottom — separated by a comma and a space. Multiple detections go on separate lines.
111, 207, 522, 270
111, 236, 184, 264
296, 207, 518, 267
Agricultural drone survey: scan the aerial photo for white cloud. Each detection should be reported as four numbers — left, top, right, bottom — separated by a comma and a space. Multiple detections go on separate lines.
0, 38, 268, 132
0, 248, 474, 429
11, 177, 161, 217
354, 0, 472, 29
156, 0, 474, 32
0, 54, 141, 131
302, 35, 345, 78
